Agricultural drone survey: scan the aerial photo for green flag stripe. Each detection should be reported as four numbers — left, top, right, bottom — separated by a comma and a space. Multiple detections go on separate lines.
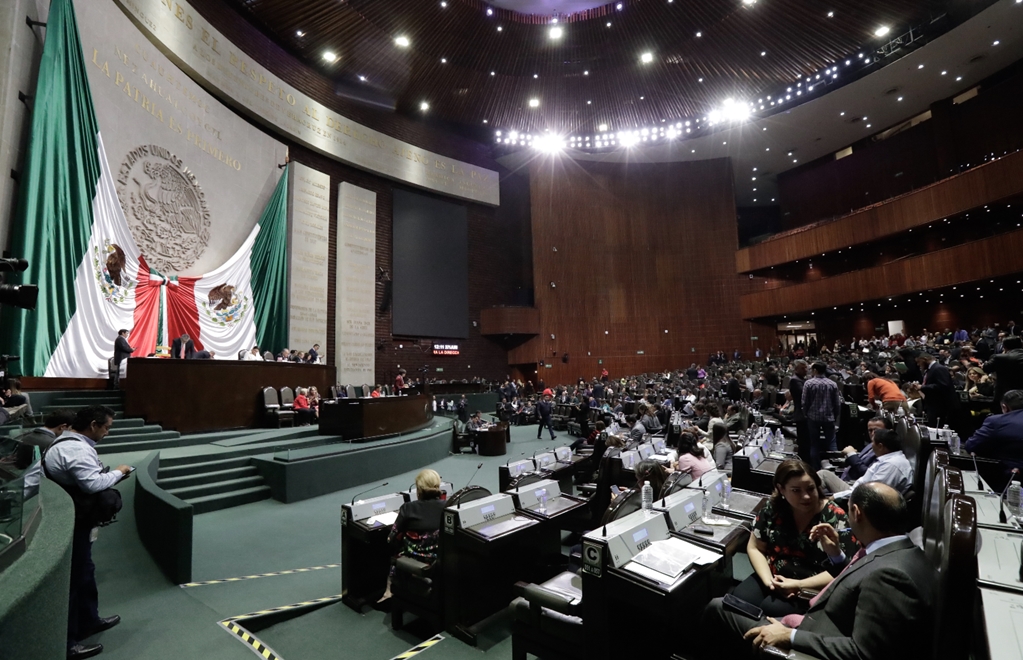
250, 165, 290, 356
1, 0, 101, 376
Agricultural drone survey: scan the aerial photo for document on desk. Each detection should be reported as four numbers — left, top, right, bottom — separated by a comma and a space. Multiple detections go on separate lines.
624, 537, 719, 582
366, 511, 399, 527
477, 515, 531, 538
980, 588, 1023, 660
978, 529, 1023, 589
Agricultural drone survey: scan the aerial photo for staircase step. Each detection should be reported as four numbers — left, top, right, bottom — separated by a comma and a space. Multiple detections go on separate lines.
107, 424, 164, 437
103, 430, 181, 444
157, 466, 258, 489
185, 485, 272, 514
52, 396, 124, 407
95, 435, 203, 455
157, 456, 254, 478
165, 476, 266, 499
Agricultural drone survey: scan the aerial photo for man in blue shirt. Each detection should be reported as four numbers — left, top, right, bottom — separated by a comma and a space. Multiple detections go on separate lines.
965, 389, 1023, 491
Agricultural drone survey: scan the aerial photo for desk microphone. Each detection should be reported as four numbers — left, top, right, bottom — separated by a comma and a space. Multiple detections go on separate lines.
998, 468, 1019, 524
459, 463, 484, 508
970, 452, 983, 490
351, 482, 389, 505
507, 452, 525, 467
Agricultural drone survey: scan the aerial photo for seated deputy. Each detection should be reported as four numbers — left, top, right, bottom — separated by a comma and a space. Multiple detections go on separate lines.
732, 459, 857, 617
702, 482, 935, 660
634, 459, 669, 499
965, 388, 1023, 490
819, 429, 913, 500
674, 432, 715, 481
380, 469, 446, 602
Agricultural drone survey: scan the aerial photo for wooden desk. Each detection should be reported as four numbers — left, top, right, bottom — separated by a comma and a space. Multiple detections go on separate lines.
123, 358, 335, 434
319, 395, 433, 442
475, 424, 509, 456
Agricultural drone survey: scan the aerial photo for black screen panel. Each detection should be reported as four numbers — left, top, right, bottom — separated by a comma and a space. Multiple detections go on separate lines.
392, 189, 468, 338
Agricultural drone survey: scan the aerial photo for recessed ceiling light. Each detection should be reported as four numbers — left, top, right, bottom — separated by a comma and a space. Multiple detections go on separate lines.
827, 10, 834, 17
641, 52, 654, 64
761, 51, 766, 56
395, 36, 410, 47
897, 96, 903, 101
322, 51, 337, 62
698, 77, 703, 82
598, 123, 608, 131
941, 70, 947, 75
874, 25, 890, 37
358, 75, 366, 81
497, 26, 503, 31
440, 1, 447, 6
419, 101, 429, 111
440, 58, 447, 63
534, 74, 538, 78
549, 26, 564, 39
584, 70, 589, 75
528, 98, 540, 108
483, 119, 488, 124
486, 7, 493, 15
587, 100, 592, 104
695, 31, 702, 37
607, 21, 612, 27
490, 71, 496, 76
296, 30, 305, 37
918, 64, 924, 69
616, 2, 623, 9
993, 40, 1000, 46
956, 76, 962, 81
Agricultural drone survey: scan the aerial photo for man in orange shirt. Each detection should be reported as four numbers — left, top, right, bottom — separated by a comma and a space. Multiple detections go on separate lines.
864, 373, 910, 414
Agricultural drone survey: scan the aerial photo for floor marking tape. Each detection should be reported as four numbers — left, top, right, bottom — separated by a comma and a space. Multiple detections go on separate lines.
217, 594, 345, 660
180, 564, 340, 588
389, 634, 445, 660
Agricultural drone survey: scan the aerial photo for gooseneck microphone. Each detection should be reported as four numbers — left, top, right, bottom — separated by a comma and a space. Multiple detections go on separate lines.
351, 481, 389, 505
998, 468, 1019, 524
970, 452, 983, 490
459, 463, 484, 508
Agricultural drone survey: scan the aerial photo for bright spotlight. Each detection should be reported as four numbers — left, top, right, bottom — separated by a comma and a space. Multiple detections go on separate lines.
533, 134, 565, 153
419, 101, 429, 111
528, 98, 540, 108
641, 52, 654, 64
322, 51, 338, 62
874, 26, 890, 37
549, 26, 564, 39
708, 98, 750, 125
598, 123, 608, 132
619, 131, 639, 147
395, 36, 411, 47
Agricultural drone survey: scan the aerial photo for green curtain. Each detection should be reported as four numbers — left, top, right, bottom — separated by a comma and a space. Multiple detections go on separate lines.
0, 0, 101, 376
250, 164, 290, 356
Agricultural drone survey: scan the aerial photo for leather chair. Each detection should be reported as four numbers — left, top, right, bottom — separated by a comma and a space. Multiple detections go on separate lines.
280, 386, 296, 413
658, 470, 693, 500
511, 572, 584, 660
564, 448, 620, 533
391, 556, 443, 632
931, 494, 978, 660
346, 384, 356, 398
600, 488, 642, 525
918, 449, 949, 530
262, 387, 294, 428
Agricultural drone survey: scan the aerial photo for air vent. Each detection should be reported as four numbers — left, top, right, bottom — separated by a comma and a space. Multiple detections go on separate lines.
883, 86, 901, 96
968, 54, 986, 64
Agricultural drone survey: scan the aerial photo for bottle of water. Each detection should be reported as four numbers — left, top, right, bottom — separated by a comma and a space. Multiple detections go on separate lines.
538, 488, 548, 515
1007, 482, 1022, 518
722, 479, 733, 509
702, 488, 710, 518
949, 432, 961, 455
641, 482, 653, 511
774, 429, 784, 454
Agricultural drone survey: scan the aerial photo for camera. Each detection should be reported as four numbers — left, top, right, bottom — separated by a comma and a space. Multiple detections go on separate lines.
0, 256, 37, 310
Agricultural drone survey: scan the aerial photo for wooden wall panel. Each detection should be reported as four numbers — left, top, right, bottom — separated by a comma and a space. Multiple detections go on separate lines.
739, 228, 1023, 319
480, 307, 539, 336
736, 148, 1023, 273
509, 158, 773, 385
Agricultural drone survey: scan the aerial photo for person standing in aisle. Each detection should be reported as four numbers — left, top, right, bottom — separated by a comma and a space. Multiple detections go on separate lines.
536, 389, 557, 441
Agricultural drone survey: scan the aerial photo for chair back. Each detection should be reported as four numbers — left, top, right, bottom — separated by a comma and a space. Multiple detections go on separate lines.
923, 464, 962, 564
919, 448, 949, 526
346, 385, 356, 398
896, 416, 909, 442
931, 494, 978, 660
659, 470, 692, 499
508, 472, 547, 490
447, 485, 492, 507
600, 488, 642, 525
238, 350, 247, 360
280, 387, 295, 408
263, 387, 280, 408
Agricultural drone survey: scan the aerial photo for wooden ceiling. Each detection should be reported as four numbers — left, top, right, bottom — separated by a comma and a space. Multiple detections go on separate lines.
224, 0, 944, 136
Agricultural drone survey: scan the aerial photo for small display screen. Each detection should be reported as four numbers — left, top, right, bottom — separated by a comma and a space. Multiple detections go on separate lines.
684, 502, 696, 514
752, 451, 762, 463
714, 482, 723, 493
480, 505, 495, 515
534, 489, 547, 499
632, 528, 649, 544
372, 502, 387, 511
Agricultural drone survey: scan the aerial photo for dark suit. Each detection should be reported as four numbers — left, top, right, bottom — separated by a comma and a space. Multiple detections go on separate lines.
536, 400, 555, 440
192, 350, 212, 359
703, 537, 935, 660
983, 349, 1023, 408
965, 408, 1023, 489
920, 360, 959, 428
170, 337, 195, 359
725, 378, 742, 401
113, 335, 133, 366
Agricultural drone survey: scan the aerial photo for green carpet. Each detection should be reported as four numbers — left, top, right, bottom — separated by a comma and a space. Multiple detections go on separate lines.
89, 423, 576, 660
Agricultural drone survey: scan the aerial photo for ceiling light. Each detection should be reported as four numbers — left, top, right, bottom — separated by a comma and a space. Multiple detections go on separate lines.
695, 31, 702, 37
486, 7, 493, 15
533, 134, 564, 153
490, 71, 496, 76
993, 40, 1000, 46
440, 58, 447, 63
607, 21, 612, 27
620, 132, 638, 147
827, 10, 834, 17
874, 26, 890, 37
743, 0, 757, 5
358, 75, 366, 81
549, 26, 564, 39
497, 26, 503, 31
918, 64, 924, 69
708, 98, 750, 125
598, 123, 608, 131
440, 1, 447, 6
941, 70, 947, 75
534, 74, 539, 78
641, 52, 654, 64
956, 76, 962, 81
761, 51, 766, 56
897, 96, 903, 101
584, 70, 589, 75
528, 98, 540, 108
322, 51, 337, 62
616, 2, 623, 9
395, 36, 410, 47
296, 30, 305, 37
419, 101, 429, 111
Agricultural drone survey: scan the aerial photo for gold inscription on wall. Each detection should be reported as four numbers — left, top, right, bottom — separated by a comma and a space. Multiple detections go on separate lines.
115, 0, 500, 206
288, 164, 331, 355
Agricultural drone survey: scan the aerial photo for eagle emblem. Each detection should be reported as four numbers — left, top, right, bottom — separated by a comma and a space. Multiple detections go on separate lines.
92, 240, 135, 304
200, 281, 249, 328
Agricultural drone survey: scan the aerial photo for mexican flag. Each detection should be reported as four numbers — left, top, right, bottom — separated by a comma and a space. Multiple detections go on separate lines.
0, 0, 289, 378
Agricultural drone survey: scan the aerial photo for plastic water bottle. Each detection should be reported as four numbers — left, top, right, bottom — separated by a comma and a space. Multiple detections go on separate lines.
949, 432, 961, 455
722, 479, 733, 509
774, 429, 784, 454
701, 488, 710, 518
538, 489, 548, 515
641, 482, 653, 511
1008, 482, 1022, 518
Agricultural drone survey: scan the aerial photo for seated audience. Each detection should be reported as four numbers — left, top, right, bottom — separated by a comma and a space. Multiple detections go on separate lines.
965, 389, 1023, 490
833, 415, 890, 483
634, 459, 669, 499
819, 429, 913, 499
723, 404, 743, 432
984, 335, 1023, 407
703, 483, 934, 660
711, 424, 734, 474
966, 366, 995, 399
675, 432, 715, 481
380, 469, 447, 602
293, 388, 316, 425
729, 459, 857, 617
628, 414, 646, 442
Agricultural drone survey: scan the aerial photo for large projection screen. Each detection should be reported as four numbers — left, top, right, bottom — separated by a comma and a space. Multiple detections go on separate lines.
392, 189, 469, 338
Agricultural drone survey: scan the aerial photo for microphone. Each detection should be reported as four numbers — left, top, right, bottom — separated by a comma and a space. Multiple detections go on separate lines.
998, 468, 1019, 524
459, 463, 484, 508
351, 481, 389, 505
970, 452, 983, 490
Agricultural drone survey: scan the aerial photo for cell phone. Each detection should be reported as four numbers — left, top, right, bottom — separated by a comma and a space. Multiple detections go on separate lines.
691, 524, 715, 535
722, 593, 764, 620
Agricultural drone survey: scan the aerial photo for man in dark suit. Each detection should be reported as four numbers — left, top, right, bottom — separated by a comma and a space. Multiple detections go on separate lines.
111, 329, 134, 388
725, 373, 742, 401
965, 389, 1023, 490
983, 335, 1023, 408
536, 390, 556, 441
170, 333, 195, 360
909, 351, 959, 428
702, 482, 935, 660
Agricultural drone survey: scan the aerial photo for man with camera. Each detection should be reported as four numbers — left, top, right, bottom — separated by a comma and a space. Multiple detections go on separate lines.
42, 406, 132, 659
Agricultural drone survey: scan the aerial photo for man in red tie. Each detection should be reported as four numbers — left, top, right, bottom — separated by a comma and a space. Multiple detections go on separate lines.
170, 333, 194, 360
701, 482, 936, 659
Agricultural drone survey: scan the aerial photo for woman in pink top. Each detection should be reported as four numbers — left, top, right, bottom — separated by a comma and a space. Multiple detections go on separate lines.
674, 432, 715, 481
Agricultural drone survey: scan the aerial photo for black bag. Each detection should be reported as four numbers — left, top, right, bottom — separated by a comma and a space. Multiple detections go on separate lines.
41, 437, 123, 527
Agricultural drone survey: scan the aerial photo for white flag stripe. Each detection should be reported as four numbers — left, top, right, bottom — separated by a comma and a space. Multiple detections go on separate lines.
193, 224, 259, 360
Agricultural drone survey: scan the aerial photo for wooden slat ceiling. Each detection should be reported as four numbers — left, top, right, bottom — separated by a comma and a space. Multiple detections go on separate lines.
224, 0, 943, 136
